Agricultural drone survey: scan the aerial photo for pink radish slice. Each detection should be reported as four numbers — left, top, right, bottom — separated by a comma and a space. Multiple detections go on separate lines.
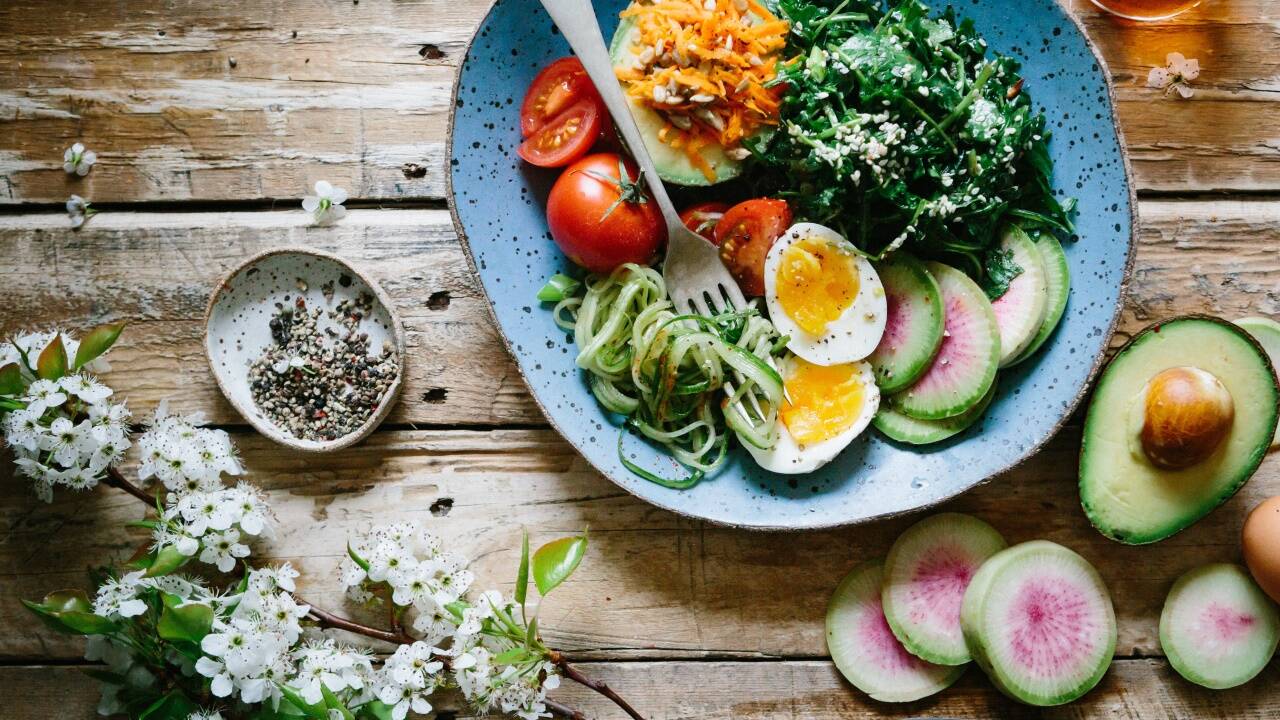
1160, 563, 1280, 689
964, 541, 1116, 706
826, 560, 966, 702
882, 513, 1007, 665
867, 253, 945, 394
894, 262, 999, 420
989, 226, 1049, 367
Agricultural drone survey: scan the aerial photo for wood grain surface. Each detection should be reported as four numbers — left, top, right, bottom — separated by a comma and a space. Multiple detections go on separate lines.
1, 0, 1277, 203
2, 0, 1279, 717
0, 199, 1276, 426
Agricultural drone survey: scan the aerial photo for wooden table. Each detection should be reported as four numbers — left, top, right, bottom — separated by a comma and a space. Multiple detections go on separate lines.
1, 0, 1278, 717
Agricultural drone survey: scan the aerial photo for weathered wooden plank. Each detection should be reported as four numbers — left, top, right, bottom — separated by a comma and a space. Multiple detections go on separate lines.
1, 0, 1277, 203
0, 209, 540, 426
4, 659, 1279, 719
2, 426, 1277, 662
1, 200, 1276, 426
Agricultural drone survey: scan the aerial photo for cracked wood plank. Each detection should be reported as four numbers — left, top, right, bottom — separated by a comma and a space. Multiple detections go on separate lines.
2, 658, 1279, 718
0, 200, 1276, 426
1, 0, 1277, 203
1, 425, 1276, 663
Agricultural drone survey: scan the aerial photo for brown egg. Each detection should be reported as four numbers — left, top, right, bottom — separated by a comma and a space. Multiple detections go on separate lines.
1242, 496, 1280, 604
1139, 366, 1235, 470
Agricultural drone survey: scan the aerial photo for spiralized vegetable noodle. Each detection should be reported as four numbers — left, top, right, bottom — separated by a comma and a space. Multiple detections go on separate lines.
554, 264, 784, 487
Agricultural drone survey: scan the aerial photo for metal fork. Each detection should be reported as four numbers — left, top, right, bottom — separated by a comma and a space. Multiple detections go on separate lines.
536, 0, 747, 319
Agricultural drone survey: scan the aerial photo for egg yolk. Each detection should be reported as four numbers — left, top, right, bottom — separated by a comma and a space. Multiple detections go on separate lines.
780, 359, 865, 444
776, 237, 860, 337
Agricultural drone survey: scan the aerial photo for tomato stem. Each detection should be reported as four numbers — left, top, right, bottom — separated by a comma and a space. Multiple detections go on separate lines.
582, 157, 649, 221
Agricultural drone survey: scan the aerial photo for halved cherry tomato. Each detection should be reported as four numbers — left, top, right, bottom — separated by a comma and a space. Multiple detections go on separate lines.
546, 153, 666, 273
517, 99, 602, 168
520, 58, 595, 137
713, 198, 793, 297
679, 202, 731, 241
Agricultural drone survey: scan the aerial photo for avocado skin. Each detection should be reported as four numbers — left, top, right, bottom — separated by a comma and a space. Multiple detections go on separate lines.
1079, 315, 1280, 545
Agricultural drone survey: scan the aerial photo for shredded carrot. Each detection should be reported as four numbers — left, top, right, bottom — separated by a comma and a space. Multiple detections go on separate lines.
614, 0, 788, 182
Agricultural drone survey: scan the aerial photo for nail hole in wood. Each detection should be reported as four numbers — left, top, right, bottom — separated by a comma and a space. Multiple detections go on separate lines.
402, 163, 428, 179
422, 388, 448, 403
427, 291, 451, 310
419, 44, 445, 60
430, 498, 454, 517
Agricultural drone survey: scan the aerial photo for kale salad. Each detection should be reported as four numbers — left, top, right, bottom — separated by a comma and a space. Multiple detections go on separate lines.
745, 0, 1076, 295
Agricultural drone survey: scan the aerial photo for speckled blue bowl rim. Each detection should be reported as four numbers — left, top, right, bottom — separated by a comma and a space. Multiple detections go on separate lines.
444, 1, 1138, 531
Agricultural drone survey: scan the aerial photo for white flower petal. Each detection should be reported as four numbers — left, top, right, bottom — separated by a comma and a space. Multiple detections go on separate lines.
329, 186, 348, 205
301, 196, 320, 212
314, 180, 333, 197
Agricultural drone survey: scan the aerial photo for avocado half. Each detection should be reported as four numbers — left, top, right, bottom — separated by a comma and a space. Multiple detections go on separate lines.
608, 17, 746, 186
1079, 315, 1279, 545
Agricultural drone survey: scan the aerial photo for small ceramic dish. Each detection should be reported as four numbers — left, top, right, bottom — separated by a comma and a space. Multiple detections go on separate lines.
204, 247, 405, 452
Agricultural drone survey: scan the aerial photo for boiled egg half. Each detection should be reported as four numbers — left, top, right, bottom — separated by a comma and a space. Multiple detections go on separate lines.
745, 355, 880, 474
764, 223, 888, 366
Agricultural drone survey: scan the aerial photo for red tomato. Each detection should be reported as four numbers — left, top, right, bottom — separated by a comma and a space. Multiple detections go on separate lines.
520, 58, 595, 137
713, 198, 793, 297
517, 99, 602, 168
679, 202, 731, 241
546, 153, 666, 273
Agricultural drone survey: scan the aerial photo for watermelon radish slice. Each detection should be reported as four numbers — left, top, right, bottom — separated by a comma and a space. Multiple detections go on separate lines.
894, 262, 1000, 420
882, 513, 1007, 665
961, 541, 1116, 706
826, 560, 967, 702
874, 381, 997, 446
990, 226, 1049, 367
867, 253, 945, 394
1009, 231, 1071, 366
1160, 563, 1280, 690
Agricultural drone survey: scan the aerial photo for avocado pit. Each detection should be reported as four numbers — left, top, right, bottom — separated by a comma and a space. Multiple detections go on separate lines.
1137, 366, 1234, 470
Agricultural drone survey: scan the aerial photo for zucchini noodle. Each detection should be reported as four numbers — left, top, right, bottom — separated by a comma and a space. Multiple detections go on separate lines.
552, 264, 785, 488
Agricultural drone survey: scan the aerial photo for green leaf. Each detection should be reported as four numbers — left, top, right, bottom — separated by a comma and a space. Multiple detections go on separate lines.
980, 244, 1024, 300
531, 529, 588, 596
73, 322, 126, 370
279, 685, 329, 720
536, 274, 580, 303
36, 335, 68, 381
347, 543, 371, 572
321, 684, 356, 720
0, 363, 24, 396
493, 646, 537, 665
23, 589, 119, 635
526, 615, 540, 648
156, 593, 213, 644
515, 530, 530, 609
444, 600, 468, 622
80, 668, 126, 685
137, 690, 197, 720
356, 701, 396, 720
143, 545, 191, 578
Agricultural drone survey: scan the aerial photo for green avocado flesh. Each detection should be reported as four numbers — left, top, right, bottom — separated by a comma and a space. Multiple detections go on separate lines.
609, 18, 743, 186
1080, 316, 1280, 545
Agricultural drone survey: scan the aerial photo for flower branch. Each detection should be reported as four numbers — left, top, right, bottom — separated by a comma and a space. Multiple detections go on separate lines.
2, 325, 648, 720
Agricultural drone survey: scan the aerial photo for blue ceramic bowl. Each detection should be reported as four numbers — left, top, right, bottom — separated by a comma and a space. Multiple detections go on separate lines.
447, 0, 1135, 530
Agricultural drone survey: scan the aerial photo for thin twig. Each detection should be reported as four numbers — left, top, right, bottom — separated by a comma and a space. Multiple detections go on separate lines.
551, 652, 646, 720
105, 466, 158, 505
545, 698, 588, 720
295, 595, 414, 644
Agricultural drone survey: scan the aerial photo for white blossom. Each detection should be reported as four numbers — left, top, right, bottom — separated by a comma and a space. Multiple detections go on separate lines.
302, 181, 348, 225
63, 142, 97, 176
67, 195, 94, 229
199, 528, 251, 572
1148, 52, 1200, 99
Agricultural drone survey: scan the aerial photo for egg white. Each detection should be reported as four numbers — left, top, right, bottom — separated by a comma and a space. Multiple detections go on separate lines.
745, 356, 880, 474
764, 223, 888, 367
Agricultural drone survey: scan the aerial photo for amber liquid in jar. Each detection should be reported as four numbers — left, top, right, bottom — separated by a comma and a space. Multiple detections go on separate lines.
1090, 0, 1202, 20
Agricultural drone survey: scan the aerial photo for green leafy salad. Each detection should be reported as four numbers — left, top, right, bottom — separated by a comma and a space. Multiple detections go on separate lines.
746, 0, 1076, 294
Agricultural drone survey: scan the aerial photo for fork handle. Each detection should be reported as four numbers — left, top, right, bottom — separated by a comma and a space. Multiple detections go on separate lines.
537, 0, 684, 233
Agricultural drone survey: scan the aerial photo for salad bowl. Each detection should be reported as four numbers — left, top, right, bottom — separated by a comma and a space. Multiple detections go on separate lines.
447, 0, 1136, 530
